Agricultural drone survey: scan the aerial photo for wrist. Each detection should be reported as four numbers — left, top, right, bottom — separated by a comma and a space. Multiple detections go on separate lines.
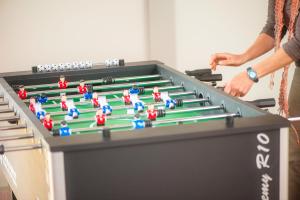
240, 52, 250, 64
246, 67, 259, 83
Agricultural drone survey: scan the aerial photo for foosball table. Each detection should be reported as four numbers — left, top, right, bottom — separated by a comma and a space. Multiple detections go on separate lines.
0, 60, 289, 200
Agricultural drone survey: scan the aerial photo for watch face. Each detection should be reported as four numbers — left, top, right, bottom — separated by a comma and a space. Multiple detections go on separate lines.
249, 71, 256, 79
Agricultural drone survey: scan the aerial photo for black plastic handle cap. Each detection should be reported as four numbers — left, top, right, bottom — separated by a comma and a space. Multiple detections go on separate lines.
196, 74, 223, 82
248, 98, 276, 108
185, 69, 211, 77
0, 144, 4, 155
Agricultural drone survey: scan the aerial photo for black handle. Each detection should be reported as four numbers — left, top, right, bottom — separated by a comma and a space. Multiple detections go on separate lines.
185, 69, 211, 77
0, 144, 4, 155
247, 98, 276, 108
195, 74, 223, 82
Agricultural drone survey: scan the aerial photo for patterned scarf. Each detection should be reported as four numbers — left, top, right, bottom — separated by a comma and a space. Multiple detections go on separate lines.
273, 0, 299, 117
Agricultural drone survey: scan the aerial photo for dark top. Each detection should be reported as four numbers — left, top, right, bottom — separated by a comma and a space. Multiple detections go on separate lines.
261, 0, 300, 66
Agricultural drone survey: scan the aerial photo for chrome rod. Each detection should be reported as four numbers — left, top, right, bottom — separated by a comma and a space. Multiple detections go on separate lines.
289, 117, 300, 122
43, 91, 196, 109
53, 105, 223, 125
0, 134, 34, 142
0, 125, 26, 131
71, 113, 238, 134
23, 85, 184, 103
0, 108, 13, 114
24, 74, 162, 90
0, 116, 19, 122
0, 144, 42, 155
27, 80, 171, 96
50, 98, 209, 116
0, 102, 8, 106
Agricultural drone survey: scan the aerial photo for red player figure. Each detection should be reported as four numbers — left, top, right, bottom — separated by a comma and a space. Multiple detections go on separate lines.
78, 80, 87, 94
43, 113, 53, 131
91, 92, 100, 108
147, 104, 158, 121
152, 87, 161, 102
60, 94, 68, 111
122, 90, 131, 105
95, 109, 106, 126
18, 85, 27, 100
29, 97, 36, 113
58, 75, 68, 89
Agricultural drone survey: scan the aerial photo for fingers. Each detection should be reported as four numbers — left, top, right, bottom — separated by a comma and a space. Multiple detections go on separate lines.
224, 82, 245, 97
210, 53, 230, 70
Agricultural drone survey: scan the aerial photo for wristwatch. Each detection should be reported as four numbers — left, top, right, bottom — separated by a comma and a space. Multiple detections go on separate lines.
246, 67, 259, 83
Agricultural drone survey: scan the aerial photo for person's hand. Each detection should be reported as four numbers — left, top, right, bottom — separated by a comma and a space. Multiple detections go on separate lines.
224, 71, 254, 97
210, 53, 246, 71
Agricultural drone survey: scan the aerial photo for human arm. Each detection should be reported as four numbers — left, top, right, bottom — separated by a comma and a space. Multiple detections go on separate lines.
224, 48, 294, 97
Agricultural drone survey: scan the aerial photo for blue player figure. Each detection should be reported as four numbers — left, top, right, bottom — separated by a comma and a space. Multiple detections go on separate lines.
83, 84, 93, 100
59, 120, 72, 136
98, 96, 112, 115
35, 103, 46, 121
130, 94, 145, 112
161, 92, 176, 109
129, 84, 140, 95
65, 100, 80, 120
36, 93, 48, 104
132, 114, 145, 129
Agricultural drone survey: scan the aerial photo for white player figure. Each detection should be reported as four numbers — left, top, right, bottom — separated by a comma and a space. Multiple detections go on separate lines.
65, 100, 80, 120
35, 103, 46, 121
130, 94, 145, 112
98, 96, 112, 115
161, 92, 177, 109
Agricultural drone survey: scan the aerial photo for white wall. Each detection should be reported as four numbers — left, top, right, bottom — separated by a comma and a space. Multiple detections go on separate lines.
0, 0, 149, 72
148, 0, 176, 67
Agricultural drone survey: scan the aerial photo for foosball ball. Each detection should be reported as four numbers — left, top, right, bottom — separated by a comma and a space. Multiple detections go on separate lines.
0, 60, 289, 200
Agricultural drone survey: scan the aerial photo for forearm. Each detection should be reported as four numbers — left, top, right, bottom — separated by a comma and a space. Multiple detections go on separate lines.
242, 33, 275, 63
253, 48, 294, 78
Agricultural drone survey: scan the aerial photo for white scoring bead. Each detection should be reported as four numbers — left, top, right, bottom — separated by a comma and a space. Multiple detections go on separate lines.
112, 58, 119, 66
66, 63, 72, 70
58, 63, 65, 71
86, 61, 92, 68
44, 64, 51, 72
72, 62, 79, 69
79, 61, 85, 69
51, 64, 58, 71
104, 59, 112, 67
37, 65, 44, 72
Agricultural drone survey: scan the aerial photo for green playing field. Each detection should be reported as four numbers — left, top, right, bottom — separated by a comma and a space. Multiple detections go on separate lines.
22, 74, 227, 135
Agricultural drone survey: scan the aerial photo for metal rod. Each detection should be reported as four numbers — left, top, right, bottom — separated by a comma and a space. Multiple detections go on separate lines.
43, 91, 196, 109
0, 102, 8, 106
24, 74, 162, 90
53, 105, 223, 125
0, 125, 26, 131
50, 98, 209, 116
0, 108, 13, 114
0, 116, 19, 122
27, 79, 171, 96
0, 144, 42, 155
72, 113, 238, 134
0, 134, 34, 142
289, 117, 300, 122
23, 85, 184, 103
